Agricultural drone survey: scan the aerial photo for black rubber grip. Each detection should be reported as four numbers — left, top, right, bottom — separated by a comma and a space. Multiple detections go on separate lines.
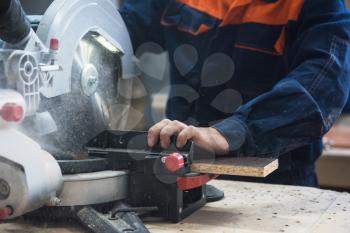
0, 0, 31, 44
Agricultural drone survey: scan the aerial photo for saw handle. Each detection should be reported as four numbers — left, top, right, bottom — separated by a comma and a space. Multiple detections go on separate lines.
0, 0, 31, 44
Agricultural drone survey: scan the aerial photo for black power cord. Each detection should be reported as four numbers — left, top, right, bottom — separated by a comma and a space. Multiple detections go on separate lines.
0, 0, 11, 14
0, 0, 31, 44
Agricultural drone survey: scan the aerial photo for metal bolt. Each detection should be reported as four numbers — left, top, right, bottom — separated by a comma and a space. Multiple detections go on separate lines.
87, 75, 98, 86
81, 64, 99, 96
161, 157, 166, 163
35, 42, 41, 49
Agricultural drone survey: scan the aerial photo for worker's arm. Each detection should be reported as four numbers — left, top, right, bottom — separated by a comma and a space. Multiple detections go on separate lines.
149, 0, 350, 157
213, 0, 350, 157
119, 0, 167, 52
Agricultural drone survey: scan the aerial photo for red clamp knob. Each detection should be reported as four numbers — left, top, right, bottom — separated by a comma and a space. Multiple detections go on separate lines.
50, 38, 60, 51
0, 103, 24, 122
164, 153, 185, 173
0, 207, 13, 219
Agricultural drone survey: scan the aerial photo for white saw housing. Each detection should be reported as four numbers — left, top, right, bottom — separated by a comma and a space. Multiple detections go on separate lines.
0, 0, 137, 219
0, 128, 63, 219
36, 0, 137, 98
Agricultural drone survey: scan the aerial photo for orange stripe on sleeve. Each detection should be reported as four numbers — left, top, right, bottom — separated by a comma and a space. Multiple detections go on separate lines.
240, 0, 305, 25
178, 0, 305, 26
178, 0, 252, 20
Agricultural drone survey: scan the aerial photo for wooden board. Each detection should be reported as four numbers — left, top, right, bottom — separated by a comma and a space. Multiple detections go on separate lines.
191, 157, 279, 177
2, 180, 350, 233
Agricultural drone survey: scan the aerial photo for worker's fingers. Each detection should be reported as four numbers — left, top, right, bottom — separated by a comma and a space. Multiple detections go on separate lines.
159, 120, 187, 148
148, 119, 172, 147
177, 126, 197, 148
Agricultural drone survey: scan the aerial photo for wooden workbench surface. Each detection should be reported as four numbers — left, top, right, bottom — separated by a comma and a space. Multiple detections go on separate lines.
1, 180, 350, 233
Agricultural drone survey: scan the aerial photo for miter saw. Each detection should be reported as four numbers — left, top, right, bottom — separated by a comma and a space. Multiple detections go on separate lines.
0, 1, 221, 232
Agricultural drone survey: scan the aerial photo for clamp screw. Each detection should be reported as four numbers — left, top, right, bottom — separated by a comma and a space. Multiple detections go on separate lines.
0, 103, 24, 122
50, 38, 60, 51
0, 206, 13, 219
164, 153, 185, 173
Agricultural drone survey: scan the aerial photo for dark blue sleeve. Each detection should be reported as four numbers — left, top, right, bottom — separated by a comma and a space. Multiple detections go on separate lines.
213, 0, 350, 157
119, 0, 167, 51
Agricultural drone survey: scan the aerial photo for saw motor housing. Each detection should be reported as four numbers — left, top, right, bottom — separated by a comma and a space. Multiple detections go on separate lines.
0, 89, 63, 219
0, 0, 136, 220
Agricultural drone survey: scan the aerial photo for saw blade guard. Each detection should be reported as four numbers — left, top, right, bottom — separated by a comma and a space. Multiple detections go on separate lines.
36, 0, 138, 98
33, 0, 136, 159
0, 0, 136, 159
0, 0, 137, 220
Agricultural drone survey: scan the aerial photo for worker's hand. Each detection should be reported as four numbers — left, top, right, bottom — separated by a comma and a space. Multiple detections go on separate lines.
147, 119, 230, 155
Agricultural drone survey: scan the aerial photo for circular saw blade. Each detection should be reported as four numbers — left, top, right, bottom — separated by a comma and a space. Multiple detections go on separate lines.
21, 32, 123, 159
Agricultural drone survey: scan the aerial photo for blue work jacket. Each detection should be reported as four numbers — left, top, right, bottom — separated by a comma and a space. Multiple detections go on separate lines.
120, 0, 350, 187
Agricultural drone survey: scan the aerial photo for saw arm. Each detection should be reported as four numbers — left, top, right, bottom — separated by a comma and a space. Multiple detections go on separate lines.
0, 1, 150, 232
0, 0, 136, 220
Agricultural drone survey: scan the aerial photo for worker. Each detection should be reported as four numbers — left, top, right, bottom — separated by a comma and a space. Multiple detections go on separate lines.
120, 0, 350, 187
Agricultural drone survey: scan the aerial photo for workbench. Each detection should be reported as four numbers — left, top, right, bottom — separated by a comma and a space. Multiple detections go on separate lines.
1, 180, 349, 233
